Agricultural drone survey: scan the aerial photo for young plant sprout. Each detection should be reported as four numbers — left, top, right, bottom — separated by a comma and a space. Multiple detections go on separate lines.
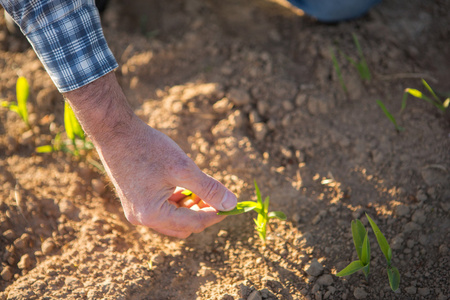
336, 219, 371, 280
376, 99, 404, 132
1, 76, 30, 128
36, 102, 93, 156
336, 213, 400, 292
402, 79, 449, 112
218, 181, 286, 242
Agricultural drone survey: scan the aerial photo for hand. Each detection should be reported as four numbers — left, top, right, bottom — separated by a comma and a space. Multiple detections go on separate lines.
63, 72, 237, 238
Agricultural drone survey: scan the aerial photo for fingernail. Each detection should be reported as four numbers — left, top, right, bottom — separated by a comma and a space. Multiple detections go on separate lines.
221, 191, 237, 211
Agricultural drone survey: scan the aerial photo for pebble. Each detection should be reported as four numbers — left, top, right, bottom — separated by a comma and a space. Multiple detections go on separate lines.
292, 213, 301, 223
405, 286, 417, 294
411, 210, 426, 224
20, 130, 34, 145
396, 205, 410, 218
403, 222, 421, 233
152, 252, 166, 265
213, 98, 232, 114
2, 229, 15, 240
227, 88, 251, 106
41, 239, 56, 255
353, 287, 368, 299
1, 266, 13, 280
91, 179, 106, 195
306, 259, 324, 277
247, 290, 262, 300
421, 165, 448, 186
252, 122, 268, 141
418, 287, 430, 296
317, 274, 333, 286
17, 254, 32, 270
14, 233, 30, 250
416, 190, 428, 202
59, 199, 76, 216
217, 230, 228, 238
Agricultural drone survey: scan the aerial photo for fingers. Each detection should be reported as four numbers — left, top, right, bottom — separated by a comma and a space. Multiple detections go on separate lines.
176, 171, 237, 212
144, 202, 226, 237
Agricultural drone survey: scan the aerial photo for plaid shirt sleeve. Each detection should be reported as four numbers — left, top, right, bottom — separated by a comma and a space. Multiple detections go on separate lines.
0, 0, 118, 92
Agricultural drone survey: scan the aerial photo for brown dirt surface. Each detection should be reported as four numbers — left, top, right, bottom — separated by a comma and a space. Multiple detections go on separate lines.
1, 0, 449, 299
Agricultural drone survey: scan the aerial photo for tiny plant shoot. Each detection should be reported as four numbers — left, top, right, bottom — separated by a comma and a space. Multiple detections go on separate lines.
36, 102, 92, 156
376, 99, 404, 132
218, 181, 286, 242
336, 214, 400, 292
1, 76, 30, 128
402, 79, 450, 113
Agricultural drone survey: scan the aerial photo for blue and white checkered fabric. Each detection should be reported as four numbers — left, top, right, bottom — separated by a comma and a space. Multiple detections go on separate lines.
1, 0, 118, 92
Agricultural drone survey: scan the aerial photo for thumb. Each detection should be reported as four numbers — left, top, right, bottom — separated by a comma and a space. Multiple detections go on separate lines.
181, 171, 237, 212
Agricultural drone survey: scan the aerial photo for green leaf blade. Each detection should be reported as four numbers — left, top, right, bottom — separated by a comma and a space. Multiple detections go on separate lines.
268, 211, 287, 220
351, 219, 366, 261
336, 261, 365, 277
366, 213, 392, 264
16, 76, 29, 125
387, 266, 401, 291
36, 145, 54, 153
361, 230, 371, 266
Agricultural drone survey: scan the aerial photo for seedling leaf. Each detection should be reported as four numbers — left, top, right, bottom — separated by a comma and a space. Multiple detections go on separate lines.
330, 48, 347, 93
217, 205, 256, 216
254, 180, 263, 207
16, 76, 29, 125
421, 79, 440, 102
1, 101, 9, 107
64, 102, 85, 141
351, 219, 366, 260
264, 196, 269, 214
36, 145, 54, 153
443, 98, 450, 108
268, 211, 287, 220
336, 261, 365, 277
387, 266, 401, 291
361, 230, 371, 266
366, 213, 392, 264
376, 100, 404, 131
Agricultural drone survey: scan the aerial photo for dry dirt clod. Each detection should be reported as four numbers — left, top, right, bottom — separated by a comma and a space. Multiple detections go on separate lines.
247, 290, 262, 300
305, 259, 324, 277
91, 179, 106, 195
227, 88, 251, 106
1, 266, 13, 281
17, 254, 32, 270
353, 287, 368, 299
41, 239, 56, 255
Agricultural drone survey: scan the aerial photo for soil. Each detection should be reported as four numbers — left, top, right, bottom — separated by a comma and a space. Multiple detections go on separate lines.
1, 0, 449, 299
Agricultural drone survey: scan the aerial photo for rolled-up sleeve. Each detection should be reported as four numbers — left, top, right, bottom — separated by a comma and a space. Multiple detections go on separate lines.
0, 0, 118, 92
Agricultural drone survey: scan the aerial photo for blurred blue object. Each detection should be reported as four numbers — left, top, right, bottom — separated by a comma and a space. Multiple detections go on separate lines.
286, 0, 382, 22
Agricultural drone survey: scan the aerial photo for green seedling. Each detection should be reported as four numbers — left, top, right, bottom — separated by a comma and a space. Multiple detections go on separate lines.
402, 79, 449, 112
336, 214, 400, 292
336, 219, 371, 279
366, 213, 400, 292
1, 76, 30, 127
376, 99, 404, 132
218, 181, 286, 242
330, 48, 347, 93
36, 102, 93, 156
336, 33, 371, 81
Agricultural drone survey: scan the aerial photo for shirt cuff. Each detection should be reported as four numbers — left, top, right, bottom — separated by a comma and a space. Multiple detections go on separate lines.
25, 4, 118, 93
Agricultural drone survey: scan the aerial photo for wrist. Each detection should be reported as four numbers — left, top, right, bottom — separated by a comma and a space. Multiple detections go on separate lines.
62, 72, 136, 145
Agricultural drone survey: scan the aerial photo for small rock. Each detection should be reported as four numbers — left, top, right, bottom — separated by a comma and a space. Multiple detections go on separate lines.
306, 259, 324, 277
418, 287, 430, 297
353, 287, 368, 299
396, 205, 410, 218
405, 286, 417, 294
32, 280, 47, 290
252, 122, 268, 141
213, 98, 232, 114
295, 94, 307, 106
14, 233, 30, 249
317, 274, 333, 286
391, 235, 404, 250
403, 222, 421, 233
416, 190, 428, 202
292, 213, 301, 223
1, 266, 13, 281
220, 295, 234, 300
59, 199, 76, 216
411, 210, 426, 224
217, 230, 228, 238
421, 165, 448, 186
2, 229, 15, 240
41, 239, 56, 255
17, 254, 32, 270
227, 88, 251, 106
91, 179, 106, 195
20, 130, 34, 145
152, 252, 166, 265
247, 290, 262, 300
